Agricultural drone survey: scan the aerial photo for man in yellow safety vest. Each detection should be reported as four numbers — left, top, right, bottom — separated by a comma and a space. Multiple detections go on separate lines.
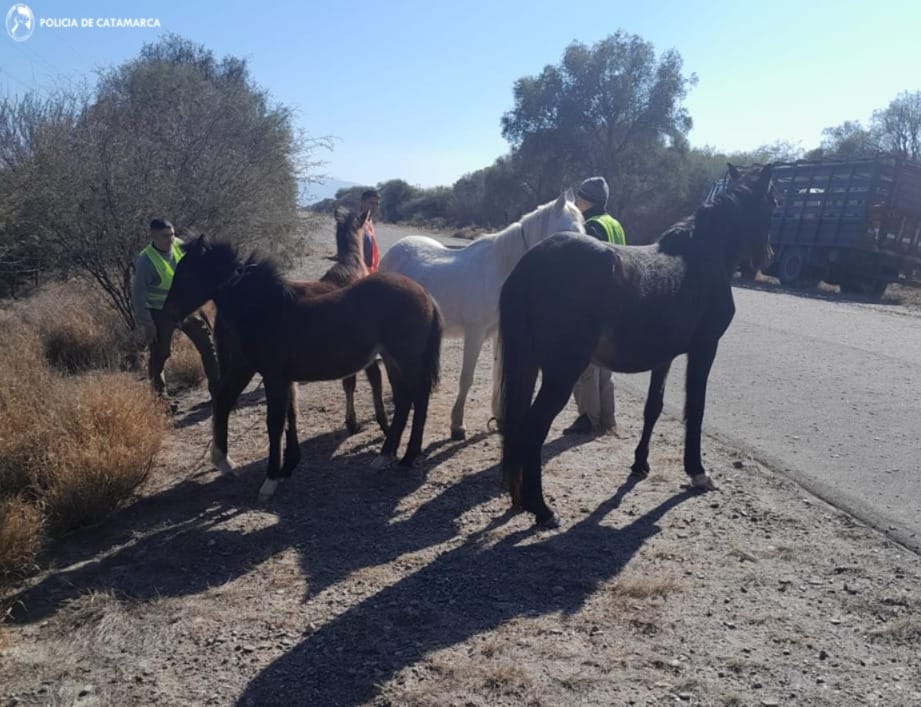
564, 177, 626, 436
132, 218, 220, 407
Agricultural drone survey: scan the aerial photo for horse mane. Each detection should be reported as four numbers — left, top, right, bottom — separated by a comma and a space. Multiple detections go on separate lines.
489, 194, 582, 257
207, 243, 295, 306
657, 166, 772, 267
519, 195, 583, 247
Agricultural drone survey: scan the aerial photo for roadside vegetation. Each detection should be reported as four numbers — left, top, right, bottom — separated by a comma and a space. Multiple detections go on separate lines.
0, 284, 171, 585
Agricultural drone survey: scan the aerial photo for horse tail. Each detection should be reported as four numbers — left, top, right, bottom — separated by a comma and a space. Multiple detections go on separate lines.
420, 299, 443, 396
499, 269, 538, 495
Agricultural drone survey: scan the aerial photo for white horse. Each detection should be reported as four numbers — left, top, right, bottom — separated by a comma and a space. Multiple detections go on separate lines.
379, 190, 585, 439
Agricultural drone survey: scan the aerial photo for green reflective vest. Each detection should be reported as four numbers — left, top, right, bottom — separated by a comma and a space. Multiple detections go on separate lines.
141, 241, 184, 310
586, 214, 626, 246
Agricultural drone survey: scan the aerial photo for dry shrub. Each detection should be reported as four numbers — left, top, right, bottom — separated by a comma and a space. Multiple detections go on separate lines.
10, 281, 128, 373
0, 315, 167, 575
0, 322, 56, 491
0, 497, 43, 577
165, 332, 205, 392
39, 372, 167, 533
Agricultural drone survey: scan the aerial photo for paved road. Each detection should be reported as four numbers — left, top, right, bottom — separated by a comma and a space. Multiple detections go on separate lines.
376, 223, 921, 553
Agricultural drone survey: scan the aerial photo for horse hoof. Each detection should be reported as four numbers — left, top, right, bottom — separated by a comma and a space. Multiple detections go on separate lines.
450, 427, 466, 441
369, 454, 396, 470
691, 473, 717, 491
257, 478, 279, 502
346, 421, 362, 436
487, 417, 503, 434
210, 445, 238, 477
535, 512, 562, 530
629, 462, 649, 479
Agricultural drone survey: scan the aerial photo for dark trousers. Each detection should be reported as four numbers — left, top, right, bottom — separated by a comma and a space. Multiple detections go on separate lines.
148, 308, 220, 398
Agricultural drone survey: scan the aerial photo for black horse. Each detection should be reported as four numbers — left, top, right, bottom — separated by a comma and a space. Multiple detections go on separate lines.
499, 164, 775, 527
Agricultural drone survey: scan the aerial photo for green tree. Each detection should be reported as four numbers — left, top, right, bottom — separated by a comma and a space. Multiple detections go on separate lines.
378, 179, 419, 222
807, 121, 879, 160
872, 90, 921, 161
3, 35, 323, 326
501, 31, 697, 225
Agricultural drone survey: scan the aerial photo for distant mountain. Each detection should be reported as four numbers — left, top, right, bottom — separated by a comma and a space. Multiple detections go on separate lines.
299, 177, 359, 206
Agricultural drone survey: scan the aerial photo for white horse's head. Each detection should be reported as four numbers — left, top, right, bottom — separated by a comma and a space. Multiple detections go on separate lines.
520, 189, 585, 249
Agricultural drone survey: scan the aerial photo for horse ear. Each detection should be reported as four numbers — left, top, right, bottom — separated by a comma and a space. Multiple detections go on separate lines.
334, 206, 349, 225
358, 208, 371, 228
727, 163, 741, 181
555, 190, 569, 210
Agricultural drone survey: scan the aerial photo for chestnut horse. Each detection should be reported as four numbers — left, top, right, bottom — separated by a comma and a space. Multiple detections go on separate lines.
499, 165, 776, 527
164, 231, 442, 501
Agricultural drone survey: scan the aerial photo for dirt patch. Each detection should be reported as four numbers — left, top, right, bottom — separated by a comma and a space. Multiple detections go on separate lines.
2, 231, 920, 706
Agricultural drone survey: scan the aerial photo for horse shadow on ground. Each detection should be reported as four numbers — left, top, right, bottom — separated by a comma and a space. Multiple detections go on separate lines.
2, 421, 503, 625
237, 482, 698, 706
4, 408, 690, 707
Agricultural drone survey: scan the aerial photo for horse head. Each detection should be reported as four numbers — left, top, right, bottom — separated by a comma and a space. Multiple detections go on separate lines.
163, 235, 240, 324
707, 163, 775, 273
334, 207, 370, 261
521, 189, 585, 249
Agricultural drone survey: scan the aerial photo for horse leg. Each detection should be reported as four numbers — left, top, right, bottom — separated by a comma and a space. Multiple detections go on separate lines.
281, 382, 300, 477
258, 378, 290, 502
399, 379, 430, 468
364, 360, 390, 435
630, 362, 672, 479
489, 326, 503, 431
342, 374, 360, 435
520, 367, 581, 529
684, 339, 720, 490
210, 361, 255, 476
450, 327, 486, 440
371, 365, 410, 470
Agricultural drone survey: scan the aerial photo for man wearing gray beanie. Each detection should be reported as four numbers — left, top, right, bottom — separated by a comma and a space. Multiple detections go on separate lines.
565, 176, 626, 436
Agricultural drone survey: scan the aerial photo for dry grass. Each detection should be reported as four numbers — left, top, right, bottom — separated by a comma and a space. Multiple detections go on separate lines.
164, 332, 206, 392
0, 297, 167, 583
8, 281, 128, 373
867, 615, 921, 640
610, 572, 684, 599
0, 497, 42, 576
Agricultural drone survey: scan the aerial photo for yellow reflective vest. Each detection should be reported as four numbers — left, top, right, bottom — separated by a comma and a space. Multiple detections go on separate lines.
140, 241, 184, 310
585, 214, 626, 246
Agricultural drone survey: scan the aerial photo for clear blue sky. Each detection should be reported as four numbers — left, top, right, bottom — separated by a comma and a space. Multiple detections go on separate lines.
2, 0, 920, 189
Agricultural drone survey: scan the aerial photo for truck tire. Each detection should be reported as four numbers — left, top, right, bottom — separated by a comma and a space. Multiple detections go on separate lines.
777, 247, 818, 288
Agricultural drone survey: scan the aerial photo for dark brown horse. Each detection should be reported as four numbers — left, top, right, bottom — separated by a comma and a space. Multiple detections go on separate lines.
163, 232, 442, 502
499, 164, 775, 527
206, 208, 389, 481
